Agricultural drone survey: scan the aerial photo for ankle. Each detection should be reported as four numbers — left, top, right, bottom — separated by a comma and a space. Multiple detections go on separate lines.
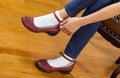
59, 9, 69, 19
47, 52, 75, 68
60, 52, 74, 62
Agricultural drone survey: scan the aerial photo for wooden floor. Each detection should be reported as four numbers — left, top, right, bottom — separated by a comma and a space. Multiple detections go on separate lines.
0, 0, 120, 78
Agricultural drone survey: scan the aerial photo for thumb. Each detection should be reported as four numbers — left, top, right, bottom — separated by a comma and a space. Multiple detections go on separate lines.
60, 20, 68, 29
60, 20, 68, 26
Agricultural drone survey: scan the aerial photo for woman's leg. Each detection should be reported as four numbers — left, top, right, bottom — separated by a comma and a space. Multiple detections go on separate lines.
35, 0, 99, 73
64, 0, 96, 17
35, 0, 113, 74
64, 0, 112, 59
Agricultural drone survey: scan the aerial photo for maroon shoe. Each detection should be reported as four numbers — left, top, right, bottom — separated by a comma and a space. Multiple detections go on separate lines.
21, 13, 61, 36
36, 52, 75, 74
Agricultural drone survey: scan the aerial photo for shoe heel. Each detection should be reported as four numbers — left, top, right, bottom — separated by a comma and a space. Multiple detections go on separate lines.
115, 57, 120, 64
47, 32, 59, 36
59, 70, 71, 74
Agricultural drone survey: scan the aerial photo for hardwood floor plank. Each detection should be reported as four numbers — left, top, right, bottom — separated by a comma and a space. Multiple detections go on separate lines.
0, 0, 119, 78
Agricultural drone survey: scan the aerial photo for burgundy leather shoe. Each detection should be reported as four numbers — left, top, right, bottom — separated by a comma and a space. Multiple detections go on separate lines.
21, 13, 61, 36
35, 52, 75, 74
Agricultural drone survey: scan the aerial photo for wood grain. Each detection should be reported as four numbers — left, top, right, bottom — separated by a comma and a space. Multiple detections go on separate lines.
0, 0, 119, 78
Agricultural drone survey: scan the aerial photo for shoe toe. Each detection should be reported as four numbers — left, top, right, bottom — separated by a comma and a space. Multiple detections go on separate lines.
36, 60, 53, 72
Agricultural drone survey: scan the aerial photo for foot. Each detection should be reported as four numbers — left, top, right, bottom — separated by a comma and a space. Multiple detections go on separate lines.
22, 11, 63, 36
35, 52, 75, 74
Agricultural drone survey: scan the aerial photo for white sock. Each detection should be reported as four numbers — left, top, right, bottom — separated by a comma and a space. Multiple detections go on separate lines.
47, 54, 74, 67
34, 11, 63, 28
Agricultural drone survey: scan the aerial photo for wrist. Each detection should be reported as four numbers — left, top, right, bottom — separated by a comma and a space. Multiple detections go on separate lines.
77, 17, 88, 26
79, 16, 94, 26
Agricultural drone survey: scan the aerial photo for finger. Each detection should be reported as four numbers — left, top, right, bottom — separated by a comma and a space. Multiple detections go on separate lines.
67, 32, 71, 36
60, 24, 67, 29
65, 31, 72, 36
60, 20, 68, 26
60, 25, 64, 29
62, 28, 68, 32
69, 33, 73, 37
62, 28, 71, 36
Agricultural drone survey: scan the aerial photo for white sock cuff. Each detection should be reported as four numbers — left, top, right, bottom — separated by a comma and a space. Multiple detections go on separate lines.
55, 11, 63, 21
63, 53, 74, 61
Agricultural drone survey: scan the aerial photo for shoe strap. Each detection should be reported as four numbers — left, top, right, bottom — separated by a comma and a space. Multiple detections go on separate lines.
53, 12, 61, 23
59, 52, 75, 62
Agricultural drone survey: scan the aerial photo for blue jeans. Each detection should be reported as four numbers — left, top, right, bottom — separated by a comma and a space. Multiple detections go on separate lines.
64, 0, 113, 59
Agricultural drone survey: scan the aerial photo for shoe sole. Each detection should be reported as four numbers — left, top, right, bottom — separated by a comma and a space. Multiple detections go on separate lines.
35, 61, 71, 74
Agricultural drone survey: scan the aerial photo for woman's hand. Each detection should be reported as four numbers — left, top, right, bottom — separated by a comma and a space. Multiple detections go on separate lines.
60, 17, 84, 36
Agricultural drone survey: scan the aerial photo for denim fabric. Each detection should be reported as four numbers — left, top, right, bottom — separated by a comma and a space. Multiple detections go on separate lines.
110, 0, 120, 3
65, 0, 96, 17
64, 0, 113, 59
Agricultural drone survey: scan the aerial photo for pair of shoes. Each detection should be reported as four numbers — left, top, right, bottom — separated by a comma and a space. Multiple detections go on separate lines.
21, 12, 60, 36
35, 52, 75, 74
